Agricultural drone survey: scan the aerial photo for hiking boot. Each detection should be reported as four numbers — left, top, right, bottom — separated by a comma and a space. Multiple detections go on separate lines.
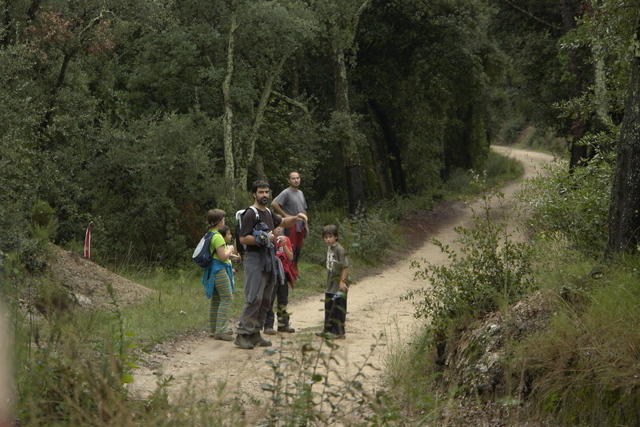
263, 327, 276, 335
212, 333, 233, 341
234, 334, 255, 349
278, 325, 295, 333
251, 333, 272, 347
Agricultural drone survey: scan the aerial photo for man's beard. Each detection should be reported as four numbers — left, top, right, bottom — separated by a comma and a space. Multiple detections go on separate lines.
258, 196, 270, 205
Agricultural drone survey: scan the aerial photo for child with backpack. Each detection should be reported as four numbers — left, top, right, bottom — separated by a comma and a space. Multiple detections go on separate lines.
316, 224, 349, 339
199, 209, 236, 341
263, 226, 297, 335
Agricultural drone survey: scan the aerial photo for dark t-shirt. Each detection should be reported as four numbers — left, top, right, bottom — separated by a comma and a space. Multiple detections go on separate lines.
240, 207, 282, 253
326, 243, 349, 294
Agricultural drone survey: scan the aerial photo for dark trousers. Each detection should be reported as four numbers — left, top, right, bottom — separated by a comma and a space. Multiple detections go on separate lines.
264, 282, 290, 329
324, 293, 347, 336
236, 252, 276, 335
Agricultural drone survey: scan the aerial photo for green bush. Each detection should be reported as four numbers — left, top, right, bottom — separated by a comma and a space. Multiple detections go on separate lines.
517, 151, 613, 255
407, 191, 535, 334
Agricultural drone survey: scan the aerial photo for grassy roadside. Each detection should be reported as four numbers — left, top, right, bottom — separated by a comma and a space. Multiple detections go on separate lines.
385, 145, 640, 426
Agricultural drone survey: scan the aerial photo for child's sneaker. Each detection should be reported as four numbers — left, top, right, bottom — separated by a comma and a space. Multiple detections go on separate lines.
234, 334, 255, 349
263, 327, 276, 335
278, 325, 295, 333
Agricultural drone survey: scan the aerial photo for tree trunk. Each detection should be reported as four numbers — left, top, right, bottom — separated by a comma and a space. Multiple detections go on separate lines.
39, 51, 74, 135
26, 0, 43, 22
592, 37, 609, 127
366, 109, 391, 198
254, 154, 267, 181
369, 100, 406, 194
606, 29, 640, 254
334, 49, 350, 113
334, 48, 365, 213
235, 53, 290, 194
560, 0, 592, 170
1, 2, 12, 47
222, 9, 238, 201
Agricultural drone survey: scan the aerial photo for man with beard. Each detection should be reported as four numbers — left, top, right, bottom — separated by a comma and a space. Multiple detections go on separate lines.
234, 180, 307, 349
272, 171, 308, 278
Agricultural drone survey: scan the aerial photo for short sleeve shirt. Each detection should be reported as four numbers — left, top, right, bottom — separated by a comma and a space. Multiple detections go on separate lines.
325, 243, 348, 294
239, 207, 282, 253
273, 188, 308, 216
209, 230, 231, 265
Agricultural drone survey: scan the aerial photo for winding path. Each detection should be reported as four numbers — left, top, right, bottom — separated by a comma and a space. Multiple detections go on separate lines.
131, 147, 554, 411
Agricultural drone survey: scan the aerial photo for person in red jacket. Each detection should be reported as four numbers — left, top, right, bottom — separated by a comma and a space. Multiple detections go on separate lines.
263, 226, 297, 334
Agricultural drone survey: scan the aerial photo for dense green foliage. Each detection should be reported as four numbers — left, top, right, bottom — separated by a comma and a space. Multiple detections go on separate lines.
0, 0, 500, 266
518, 151, 614, 255
2, 0, 635, 264
383, 0, 640, 422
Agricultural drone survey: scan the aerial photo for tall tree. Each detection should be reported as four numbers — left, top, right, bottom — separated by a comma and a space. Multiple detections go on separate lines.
607, 23, 640, 254
220, 0, 316, 202
312, 0, 371, 213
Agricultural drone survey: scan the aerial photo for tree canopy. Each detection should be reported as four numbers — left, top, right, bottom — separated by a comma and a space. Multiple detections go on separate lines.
1, 0, 639, 263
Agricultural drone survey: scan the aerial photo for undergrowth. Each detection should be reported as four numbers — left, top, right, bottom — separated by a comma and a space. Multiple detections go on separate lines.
406, 187, 535, 336
517, 146, 614, 256
511, 246, 640, 425
390, 182, 535, 419
389, 140, 640, 425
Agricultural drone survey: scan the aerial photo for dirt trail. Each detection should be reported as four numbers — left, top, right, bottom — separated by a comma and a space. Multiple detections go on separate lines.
131, 147, 554, 404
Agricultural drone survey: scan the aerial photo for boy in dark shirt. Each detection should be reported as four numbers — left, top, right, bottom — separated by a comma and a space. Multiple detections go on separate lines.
316, 224, 349, 339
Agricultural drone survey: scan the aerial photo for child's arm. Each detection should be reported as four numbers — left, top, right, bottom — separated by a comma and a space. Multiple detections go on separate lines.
215, 244, 232, 262
338, 267, 349, 292
228, 245, 241, 262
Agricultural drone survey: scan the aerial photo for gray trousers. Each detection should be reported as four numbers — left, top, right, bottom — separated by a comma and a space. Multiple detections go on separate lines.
237, 251, 276, 335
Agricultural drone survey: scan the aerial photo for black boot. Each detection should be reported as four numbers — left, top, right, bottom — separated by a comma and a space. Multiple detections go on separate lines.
250, 332, 272, 347
234, 334, 255, 349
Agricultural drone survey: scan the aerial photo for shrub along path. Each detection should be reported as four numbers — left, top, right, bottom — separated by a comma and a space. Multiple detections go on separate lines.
131, 147, 554, 414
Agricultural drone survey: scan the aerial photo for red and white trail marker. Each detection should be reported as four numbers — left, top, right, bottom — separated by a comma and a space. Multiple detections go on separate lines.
83, 222, 94, 259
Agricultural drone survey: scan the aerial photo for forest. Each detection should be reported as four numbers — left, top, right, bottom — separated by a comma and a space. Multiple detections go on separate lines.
1, 0, 640, 425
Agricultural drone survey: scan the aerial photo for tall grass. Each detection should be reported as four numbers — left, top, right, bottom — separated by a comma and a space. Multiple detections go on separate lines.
512, 252, 640, 425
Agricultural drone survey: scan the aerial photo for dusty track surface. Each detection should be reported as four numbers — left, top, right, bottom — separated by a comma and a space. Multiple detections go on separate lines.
131, 147, 554, 409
